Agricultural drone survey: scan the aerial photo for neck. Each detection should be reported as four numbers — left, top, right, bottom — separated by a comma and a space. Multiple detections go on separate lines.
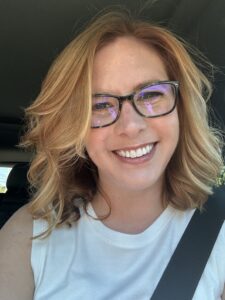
91, 181, 166, 234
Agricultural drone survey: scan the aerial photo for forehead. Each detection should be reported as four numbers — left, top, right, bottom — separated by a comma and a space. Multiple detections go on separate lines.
92, 36, 168, 94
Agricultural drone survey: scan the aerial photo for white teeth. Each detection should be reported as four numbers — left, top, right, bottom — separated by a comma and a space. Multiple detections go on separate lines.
116, 144, 154, 158
125, 151, 130, 158
130, 150, 136, 158
136, 148, 143, 157
120, 150, 126, 157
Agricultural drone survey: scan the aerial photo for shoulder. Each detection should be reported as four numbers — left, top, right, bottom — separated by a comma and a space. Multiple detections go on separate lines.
0, 204, 33, 249
0, 204, 34, 299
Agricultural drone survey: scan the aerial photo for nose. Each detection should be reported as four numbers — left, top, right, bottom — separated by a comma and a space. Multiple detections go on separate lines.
114, 100, 147, 137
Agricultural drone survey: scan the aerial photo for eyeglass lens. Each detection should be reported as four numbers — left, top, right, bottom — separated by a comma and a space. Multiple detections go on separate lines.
91, 82, 177, 128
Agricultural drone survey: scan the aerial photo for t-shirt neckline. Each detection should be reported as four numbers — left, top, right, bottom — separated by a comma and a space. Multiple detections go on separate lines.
85, 202, 177, 248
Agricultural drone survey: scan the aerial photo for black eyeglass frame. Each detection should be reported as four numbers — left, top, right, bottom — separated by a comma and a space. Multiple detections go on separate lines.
91, 80, 179, 128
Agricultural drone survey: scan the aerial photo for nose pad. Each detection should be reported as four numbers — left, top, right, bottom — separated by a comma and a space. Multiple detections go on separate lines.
114, 100, 147, 135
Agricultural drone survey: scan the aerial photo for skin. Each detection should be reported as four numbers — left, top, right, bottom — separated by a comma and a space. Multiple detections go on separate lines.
0, 205, 34, 299
86, 36, 180, 234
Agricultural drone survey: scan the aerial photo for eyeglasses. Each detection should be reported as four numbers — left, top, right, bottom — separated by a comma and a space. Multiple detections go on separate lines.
91, 80, 179, 128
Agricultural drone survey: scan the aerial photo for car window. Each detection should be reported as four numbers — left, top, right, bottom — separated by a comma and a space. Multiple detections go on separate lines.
0, 166, 12, 193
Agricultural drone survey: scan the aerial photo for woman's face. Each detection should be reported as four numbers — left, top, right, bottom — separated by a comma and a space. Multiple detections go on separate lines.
86, 36, 179, 194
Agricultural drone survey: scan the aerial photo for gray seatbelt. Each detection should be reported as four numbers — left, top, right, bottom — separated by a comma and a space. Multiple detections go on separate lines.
151, 185, 225, 300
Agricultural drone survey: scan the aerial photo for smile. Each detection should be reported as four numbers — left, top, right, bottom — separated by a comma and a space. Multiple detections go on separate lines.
115, 144, 154, 158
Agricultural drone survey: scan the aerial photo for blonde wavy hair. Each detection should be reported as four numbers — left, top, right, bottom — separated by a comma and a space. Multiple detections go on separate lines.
21, 9, 224, 236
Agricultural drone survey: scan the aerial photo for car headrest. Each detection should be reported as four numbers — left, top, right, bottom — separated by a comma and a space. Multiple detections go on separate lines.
6, 163, 30, 191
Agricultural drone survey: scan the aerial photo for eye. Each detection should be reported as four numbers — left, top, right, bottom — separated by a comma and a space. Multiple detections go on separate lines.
138, 91, 164, 101
92, 102, 112, 111
92, 96, 116, 112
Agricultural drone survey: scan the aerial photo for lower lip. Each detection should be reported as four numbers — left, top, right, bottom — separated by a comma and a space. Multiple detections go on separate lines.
113, 143, 157, 165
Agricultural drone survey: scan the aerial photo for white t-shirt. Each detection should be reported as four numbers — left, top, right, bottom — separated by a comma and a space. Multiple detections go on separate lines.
31, 203, 225, 300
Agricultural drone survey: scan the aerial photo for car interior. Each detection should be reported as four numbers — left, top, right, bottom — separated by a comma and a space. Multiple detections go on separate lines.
0, 0, 225, 228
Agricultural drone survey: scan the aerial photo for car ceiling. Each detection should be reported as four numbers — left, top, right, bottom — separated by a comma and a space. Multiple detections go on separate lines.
0, 0, 225, 158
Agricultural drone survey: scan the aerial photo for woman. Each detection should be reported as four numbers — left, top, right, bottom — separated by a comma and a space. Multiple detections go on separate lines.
0, 10, 224, 300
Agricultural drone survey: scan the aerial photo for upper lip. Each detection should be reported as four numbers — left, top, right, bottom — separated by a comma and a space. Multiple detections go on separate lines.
113, 142, 156, 152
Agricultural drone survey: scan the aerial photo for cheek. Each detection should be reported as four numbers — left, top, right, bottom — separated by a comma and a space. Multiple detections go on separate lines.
85, 130, 109, 160
166, 114, 179, 142
152, 111, 180, 146
167, 114, 180, 151
85, 134, 98, 158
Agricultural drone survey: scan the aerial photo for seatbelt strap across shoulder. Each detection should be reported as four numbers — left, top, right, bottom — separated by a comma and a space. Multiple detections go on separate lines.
151, 185, 225, 300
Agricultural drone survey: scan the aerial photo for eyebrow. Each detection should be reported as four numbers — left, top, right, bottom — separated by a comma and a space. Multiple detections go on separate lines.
134, 79, 162, 90
93, 79, 167, 96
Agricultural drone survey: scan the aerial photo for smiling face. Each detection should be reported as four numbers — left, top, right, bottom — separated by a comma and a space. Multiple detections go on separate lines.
86, 36, 179, 196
